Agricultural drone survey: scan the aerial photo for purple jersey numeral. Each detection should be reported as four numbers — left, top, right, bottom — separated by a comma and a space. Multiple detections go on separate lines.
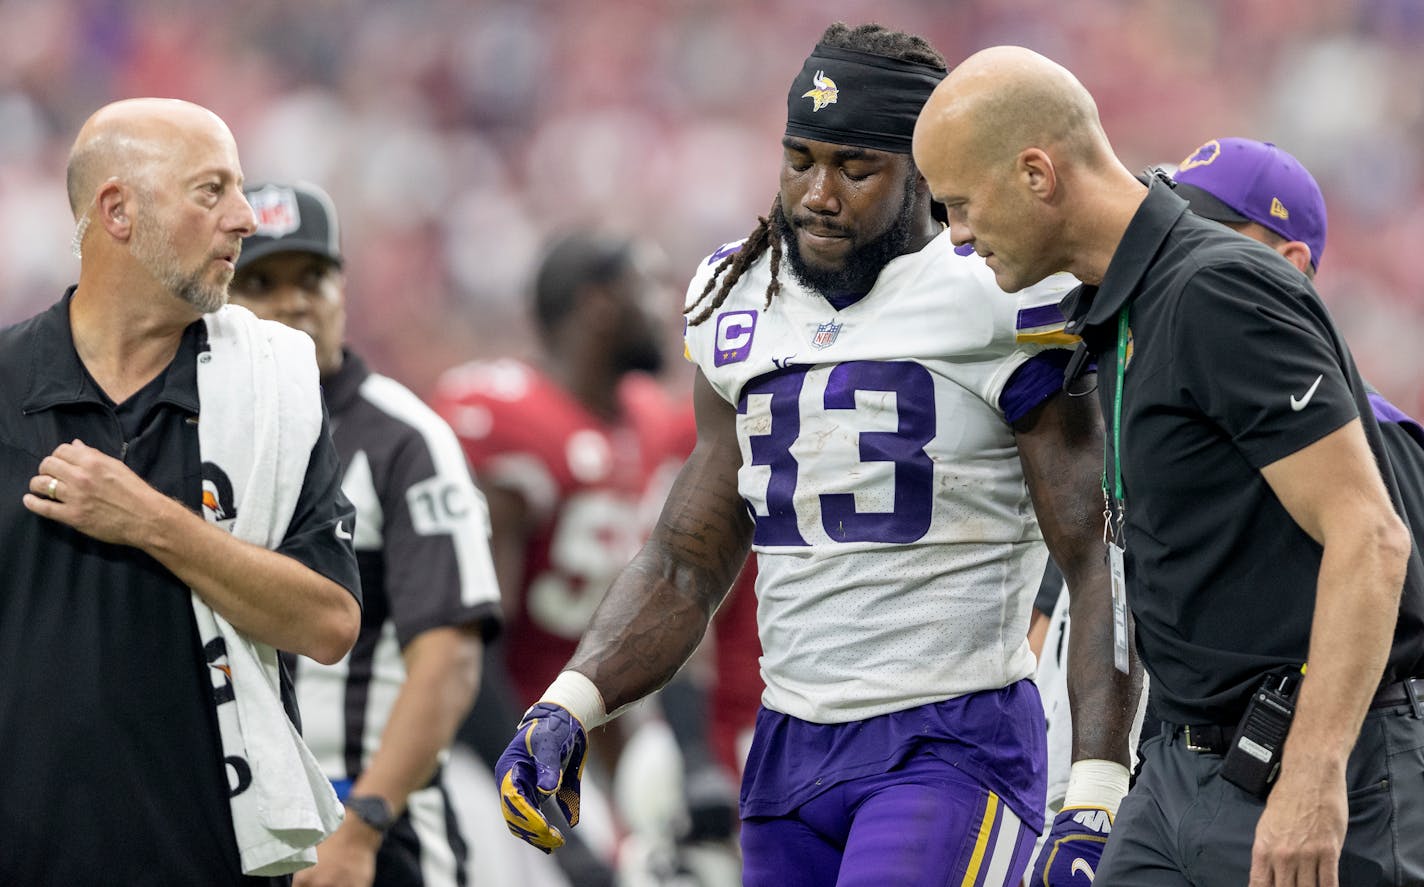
821, 361, 935, 543
741, 367, 810, 546
740, 361, 936, 547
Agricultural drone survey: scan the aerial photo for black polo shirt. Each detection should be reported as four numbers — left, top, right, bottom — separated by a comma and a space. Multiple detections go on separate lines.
0, 292, 361, 886
1061, 179, 1424, 726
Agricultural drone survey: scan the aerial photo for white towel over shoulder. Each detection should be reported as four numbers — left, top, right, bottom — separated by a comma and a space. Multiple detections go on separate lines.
195, 304, 344, 876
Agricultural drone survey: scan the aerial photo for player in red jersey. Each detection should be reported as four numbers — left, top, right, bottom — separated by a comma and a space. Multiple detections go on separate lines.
439, 230, 745, 884
436, 233, 680, 707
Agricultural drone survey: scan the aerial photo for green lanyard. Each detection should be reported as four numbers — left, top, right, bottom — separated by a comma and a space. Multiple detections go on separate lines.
1103, 308, 1129, 538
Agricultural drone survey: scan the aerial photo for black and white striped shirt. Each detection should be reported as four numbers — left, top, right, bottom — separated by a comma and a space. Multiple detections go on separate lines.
292, 350, 501, 885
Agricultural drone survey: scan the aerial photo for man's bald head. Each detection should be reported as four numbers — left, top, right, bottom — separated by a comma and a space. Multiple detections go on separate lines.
65, 97, 254, 314
911, 47, 1142, 291
66, 98, 234, 219
915, 46, 1107, 172
913, 46, 1147, 289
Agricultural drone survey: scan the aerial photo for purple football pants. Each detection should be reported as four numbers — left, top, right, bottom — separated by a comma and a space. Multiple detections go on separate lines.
741, 751, 1036, 887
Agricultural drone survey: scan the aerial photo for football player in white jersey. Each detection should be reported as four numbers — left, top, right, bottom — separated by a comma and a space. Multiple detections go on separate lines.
494, 23, 1140, 887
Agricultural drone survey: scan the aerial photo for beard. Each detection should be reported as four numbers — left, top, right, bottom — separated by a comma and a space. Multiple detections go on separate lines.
129, 214, 231, 314
772, 172, 920, 298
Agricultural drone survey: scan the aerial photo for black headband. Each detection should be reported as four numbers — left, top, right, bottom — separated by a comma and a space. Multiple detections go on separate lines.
784, 43, 946, 154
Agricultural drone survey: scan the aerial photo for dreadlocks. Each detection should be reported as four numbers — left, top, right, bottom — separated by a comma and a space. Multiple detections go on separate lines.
684, 23, 946, 326
686, 193, 784, 327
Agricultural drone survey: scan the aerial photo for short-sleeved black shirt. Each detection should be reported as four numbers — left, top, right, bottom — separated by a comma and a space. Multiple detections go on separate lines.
1061, 180, 1424, 725
0, 292, 361, 886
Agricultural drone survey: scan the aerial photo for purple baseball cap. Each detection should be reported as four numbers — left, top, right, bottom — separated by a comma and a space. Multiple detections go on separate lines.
1172, 138, 1327, 270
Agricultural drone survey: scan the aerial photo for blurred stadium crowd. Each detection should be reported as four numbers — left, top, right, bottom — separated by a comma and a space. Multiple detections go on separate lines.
1, 0, 1423, 411
4, 1, 1424, 884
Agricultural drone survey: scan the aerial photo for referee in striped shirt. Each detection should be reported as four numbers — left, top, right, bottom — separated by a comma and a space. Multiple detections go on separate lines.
232, 182, 503, 887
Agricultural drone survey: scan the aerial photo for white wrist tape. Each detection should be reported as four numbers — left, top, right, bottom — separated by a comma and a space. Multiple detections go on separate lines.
537, 671, 609, 730
1063, 759, 1130, 819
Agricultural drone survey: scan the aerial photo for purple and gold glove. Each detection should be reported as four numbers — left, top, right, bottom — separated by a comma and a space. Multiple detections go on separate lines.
1029, 806, 1113, 885
495, 702, 588, 853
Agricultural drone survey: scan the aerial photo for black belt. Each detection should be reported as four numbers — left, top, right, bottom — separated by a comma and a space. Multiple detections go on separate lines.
1171, 677, 1424, 755
1172, 722, 1231, 754
1371, 675, 1424, 712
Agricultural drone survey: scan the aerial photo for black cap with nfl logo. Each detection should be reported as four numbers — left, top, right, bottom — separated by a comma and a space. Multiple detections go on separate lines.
237, 181, 343, 271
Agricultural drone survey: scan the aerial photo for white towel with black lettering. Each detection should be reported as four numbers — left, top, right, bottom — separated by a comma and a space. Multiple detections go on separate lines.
195, 304, 344, 876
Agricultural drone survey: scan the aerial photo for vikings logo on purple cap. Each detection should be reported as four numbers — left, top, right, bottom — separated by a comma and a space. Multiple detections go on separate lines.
1172, 138, 1327, 270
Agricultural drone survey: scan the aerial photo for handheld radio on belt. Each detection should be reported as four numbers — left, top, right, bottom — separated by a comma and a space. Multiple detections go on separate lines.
1219, 669, 1304, 800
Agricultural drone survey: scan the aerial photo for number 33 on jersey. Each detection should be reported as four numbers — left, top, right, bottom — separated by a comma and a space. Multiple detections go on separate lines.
684, 233, 1078, 723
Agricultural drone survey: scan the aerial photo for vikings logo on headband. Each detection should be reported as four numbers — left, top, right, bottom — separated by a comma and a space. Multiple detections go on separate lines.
785, 43, 945, 154
802, 71, 839, 112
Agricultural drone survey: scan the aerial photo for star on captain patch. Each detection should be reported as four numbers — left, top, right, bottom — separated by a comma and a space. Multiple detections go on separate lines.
802, 70, 838, 112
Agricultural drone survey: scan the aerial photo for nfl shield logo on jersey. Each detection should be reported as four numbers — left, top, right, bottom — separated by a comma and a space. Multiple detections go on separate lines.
811, 320, 842, 349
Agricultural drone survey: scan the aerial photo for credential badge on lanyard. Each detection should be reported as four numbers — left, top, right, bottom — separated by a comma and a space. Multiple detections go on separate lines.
1105, 308, 1131, 674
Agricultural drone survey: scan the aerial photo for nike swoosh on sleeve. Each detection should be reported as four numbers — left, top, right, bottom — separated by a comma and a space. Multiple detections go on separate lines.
1289, 374, 1324, 411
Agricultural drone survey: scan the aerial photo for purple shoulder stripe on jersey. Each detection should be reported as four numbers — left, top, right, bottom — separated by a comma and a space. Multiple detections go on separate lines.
708, 241, 744, 265
739, 680, 1047, 832
1015, 303, 1066, 332
1001, 349, 1073, 424
1370, 392, 1424, 449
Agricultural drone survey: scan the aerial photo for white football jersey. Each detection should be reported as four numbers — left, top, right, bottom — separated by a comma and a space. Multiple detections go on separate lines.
683, 231, 1077, 723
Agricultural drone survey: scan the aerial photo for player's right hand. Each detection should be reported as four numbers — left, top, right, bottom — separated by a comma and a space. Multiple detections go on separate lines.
495, 702, 588, 853
1029, 806, 1113, 885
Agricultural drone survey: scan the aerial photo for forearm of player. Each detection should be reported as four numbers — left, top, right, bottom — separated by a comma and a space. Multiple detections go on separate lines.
564, 368, 753, 716
140, 496, 359, 664
348, 627, 484, 823
1016, 388, 1141, 767
1063, 609, 1140, 766
564, 537, 743, 716
568, 430, 753, 715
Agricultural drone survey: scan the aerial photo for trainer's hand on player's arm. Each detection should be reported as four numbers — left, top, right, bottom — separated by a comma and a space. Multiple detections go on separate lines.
24, 439, 170, 546
496, 672, 603, 853
1029, 760, 1128, 886
292, 817, 380, 887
